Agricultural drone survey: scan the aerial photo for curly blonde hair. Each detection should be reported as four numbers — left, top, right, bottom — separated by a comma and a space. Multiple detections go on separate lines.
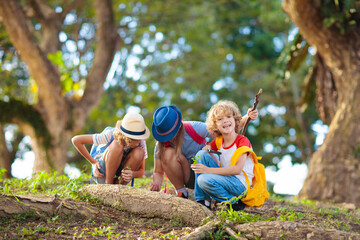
206, 100, 242, 137
113, 120, 140, 149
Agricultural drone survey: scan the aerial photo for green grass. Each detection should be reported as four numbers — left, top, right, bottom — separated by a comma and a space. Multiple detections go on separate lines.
1, 169, 360, 239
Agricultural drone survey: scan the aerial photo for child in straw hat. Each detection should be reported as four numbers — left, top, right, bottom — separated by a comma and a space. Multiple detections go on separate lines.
72, 112, 150, 184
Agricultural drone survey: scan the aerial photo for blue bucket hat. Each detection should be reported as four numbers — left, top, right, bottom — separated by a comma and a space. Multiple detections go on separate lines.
152, 105, 182, 142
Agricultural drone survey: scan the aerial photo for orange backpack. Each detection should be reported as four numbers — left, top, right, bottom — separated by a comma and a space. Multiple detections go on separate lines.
215, 136, 269, 207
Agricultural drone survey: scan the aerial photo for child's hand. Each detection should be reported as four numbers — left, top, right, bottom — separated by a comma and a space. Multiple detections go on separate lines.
191, 163, 208, 174
149, 182, 161, 191
92, 161, 104, 178
247, 108, 258, 121
121, 169, 133, 183
202, 144, 211, 151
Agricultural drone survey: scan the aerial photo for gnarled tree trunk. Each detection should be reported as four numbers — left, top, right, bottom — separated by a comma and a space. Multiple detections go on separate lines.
0, 0, 117, 173
283, 0, 360, 206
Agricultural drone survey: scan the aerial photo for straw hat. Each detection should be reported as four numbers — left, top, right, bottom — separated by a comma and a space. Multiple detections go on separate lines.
118, 112, 150, 140
152, 105, 182, 142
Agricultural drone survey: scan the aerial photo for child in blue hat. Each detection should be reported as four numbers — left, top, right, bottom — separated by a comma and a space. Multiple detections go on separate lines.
149, 105, 258, 199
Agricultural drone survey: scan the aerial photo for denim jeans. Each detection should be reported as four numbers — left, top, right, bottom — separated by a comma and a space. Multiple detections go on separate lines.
194, 150, 246, 203
91, 153, 107, 184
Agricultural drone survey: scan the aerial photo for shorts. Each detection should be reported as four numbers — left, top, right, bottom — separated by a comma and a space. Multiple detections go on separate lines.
91, 148, 132, 184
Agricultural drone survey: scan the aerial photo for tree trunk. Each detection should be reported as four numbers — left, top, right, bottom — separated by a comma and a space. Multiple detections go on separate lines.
282, 0, 360, 206
0, 125, 12, 178
0, 0, 117, 173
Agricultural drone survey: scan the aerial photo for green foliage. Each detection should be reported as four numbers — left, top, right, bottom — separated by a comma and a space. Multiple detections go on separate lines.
0, 168, 6, 182
84, 0, 295, 174
0, 171, 90, 200
48, 51, 85, 95
206, 224, 229, 240
320, 0, 360, 34
0, 99, 52, 148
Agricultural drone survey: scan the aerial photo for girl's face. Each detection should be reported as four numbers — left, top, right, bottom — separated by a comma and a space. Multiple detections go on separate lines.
215, 112, 235, 135
128, 139, 141, 149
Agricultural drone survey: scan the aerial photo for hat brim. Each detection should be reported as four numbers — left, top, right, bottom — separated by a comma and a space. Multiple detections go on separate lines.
152, 105, 182, 142
119, 126, 150, 140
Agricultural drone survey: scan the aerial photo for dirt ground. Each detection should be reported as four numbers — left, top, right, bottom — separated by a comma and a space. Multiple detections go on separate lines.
0, 200, 193, 239
1, 197, 360, 239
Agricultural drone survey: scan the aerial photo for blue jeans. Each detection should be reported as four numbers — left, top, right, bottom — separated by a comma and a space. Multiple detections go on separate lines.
194, 150, 246, 203
91, 153, 107, 184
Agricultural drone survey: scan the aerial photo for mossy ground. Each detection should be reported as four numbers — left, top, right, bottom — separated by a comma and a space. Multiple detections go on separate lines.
0, 171, 359, 239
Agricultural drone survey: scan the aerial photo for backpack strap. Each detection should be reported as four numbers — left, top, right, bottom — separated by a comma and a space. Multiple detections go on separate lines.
232, 146, 262, 188
215, 136, 262, 187
215, 136, 222, 150
183, 122, 207, 145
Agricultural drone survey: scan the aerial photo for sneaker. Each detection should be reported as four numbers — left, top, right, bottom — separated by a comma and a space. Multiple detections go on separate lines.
177, 192, 188, 199
197, 200, 211, 209
232, 201, 246, 211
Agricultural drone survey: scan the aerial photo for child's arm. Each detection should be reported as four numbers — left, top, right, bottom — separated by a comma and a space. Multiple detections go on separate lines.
72, 134, 104, 178
149, 157, 165, 191
240, 109, 258, 129
192, 153, 246, 175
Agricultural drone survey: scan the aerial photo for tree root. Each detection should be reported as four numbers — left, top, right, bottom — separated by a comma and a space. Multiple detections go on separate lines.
0, 194, 100, 218
233, 221, 360, 239
81, 184, 213, 226
180, 220, 220, 240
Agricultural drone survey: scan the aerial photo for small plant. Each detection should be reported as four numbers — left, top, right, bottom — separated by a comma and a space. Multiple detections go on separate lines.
170, 214, 184, 227
191, 155, 200, 165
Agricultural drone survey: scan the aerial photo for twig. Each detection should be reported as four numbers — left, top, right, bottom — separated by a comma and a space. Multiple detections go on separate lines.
241, 89, 263, 135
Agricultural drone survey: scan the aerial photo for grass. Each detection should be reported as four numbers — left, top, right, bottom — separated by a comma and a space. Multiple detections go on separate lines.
1, 169, 360, 239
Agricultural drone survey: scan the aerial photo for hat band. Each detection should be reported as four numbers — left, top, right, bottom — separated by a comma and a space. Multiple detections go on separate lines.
120, 125, 146, 136
156, 112, 179, 136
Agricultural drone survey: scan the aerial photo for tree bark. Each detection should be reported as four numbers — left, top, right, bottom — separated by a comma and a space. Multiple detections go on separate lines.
81, 184, 214, 226
0, 125, 12, 178
0, 0, 117, 173
0, 194, 101, 218
233, 221, 360, 239
282, 0, 360, 206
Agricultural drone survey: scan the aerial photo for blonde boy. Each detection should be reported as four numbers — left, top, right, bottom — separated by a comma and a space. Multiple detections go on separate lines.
191, 100, 256, 210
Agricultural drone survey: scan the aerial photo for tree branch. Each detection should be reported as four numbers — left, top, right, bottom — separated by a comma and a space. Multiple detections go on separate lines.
241, 89, 262, 135
74, 0, 117, 131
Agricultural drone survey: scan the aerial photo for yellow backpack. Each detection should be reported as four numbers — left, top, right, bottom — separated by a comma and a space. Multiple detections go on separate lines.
215, 136, 269, 207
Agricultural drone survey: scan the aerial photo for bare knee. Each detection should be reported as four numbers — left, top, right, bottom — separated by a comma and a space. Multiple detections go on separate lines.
161, 148, 177, 166
124, 147, 145, 169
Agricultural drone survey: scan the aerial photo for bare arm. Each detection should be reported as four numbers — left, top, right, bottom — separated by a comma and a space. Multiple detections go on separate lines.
72, 134, 104, 178
72, 135, 96, 164
149, 156, 165, 191
240, 109, 259, 129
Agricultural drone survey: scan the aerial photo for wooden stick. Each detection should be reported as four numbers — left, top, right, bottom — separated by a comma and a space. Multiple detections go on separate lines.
241, 89, 262, 135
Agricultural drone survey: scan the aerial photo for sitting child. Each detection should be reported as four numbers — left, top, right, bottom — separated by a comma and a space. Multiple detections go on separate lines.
72, 112, 150, 184
191, 100, 256, 210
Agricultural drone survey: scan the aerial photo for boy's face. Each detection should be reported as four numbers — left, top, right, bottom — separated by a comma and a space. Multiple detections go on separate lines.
215, 112, 235, 135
